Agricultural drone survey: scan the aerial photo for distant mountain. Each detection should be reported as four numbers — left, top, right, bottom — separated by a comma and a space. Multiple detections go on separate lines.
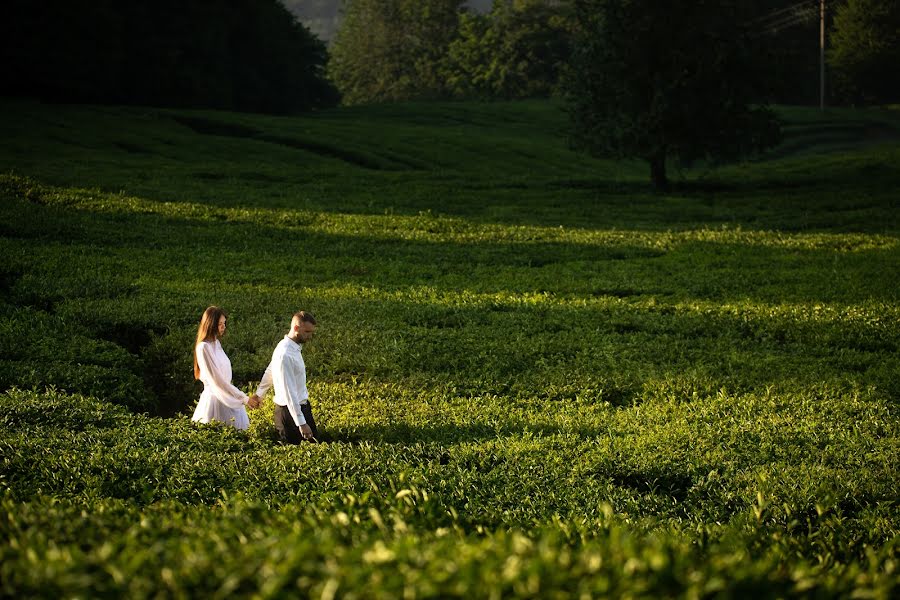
280, 1, 340, 43
280, 0, 493, 43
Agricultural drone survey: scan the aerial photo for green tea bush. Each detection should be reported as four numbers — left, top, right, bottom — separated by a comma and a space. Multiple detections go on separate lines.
1, 387, 897, 598
0, 309, 153, 411
0, 100, 898, 596
3, 492, 896, 599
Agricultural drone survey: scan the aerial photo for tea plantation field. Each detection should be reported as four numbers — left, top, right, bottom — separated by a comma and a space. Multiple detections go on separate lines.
1, 98, 899, 597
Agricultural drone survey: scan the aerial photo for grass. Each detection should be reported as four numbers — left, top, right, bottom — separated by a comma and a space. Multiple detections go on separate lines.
0, 97, 899, 597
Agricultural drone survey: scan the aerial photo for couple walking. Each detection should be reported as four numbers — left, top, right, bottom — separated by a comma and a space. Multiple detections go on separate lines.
191, 306, 322, 443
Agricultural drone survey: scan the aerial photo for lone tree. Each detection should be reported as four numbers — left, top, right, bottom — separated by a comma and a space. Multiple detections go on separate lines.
566, 0, 781, 191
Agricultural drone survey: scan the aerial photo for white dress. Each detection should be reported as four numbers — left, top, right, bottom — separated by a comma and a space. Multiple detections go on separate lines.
191, 339, 250, 430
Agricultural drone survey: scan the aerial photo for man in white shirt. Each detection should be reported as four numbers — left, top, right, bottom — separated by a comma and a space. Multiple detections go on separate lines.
248, 311, 321, 443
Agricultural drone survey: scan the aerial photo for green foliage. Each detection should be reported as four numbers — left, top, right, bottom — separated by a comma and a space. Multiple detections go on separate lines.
566, 0, 783, 190
444, 0, 575, 99
0, 98, 899, 596
1, 382, 898, 597
828, 0, 900, 105
329, 0, 576, 103
2, 494, 897, 598
328, 0, 466, 104
0, 0, 338, 114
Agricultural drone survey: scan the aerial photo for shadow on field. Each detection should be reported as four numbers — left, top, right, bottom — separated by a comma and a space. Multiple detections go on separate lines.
328, 421, 611, 445
171, 115, 427, 171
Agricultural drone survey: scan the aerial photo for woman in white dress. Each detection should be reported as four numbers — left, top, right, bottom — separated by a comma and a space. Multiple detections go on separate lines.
191, 306, 252, 430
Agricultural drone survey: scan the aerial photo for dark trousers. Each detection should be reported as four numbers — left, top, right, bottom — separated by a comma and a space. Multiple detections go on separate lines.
274, 403, 320, 444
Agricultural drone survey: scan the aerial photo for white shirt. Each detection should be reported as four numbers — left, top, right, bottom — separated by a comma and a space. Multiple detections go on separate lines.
192, 339, 249, 430
255, 335, 308, 427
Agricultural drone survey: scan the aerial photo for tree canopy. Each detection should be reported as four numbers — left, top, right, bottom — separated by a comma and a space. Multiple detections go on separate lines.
444, 0, 575, 100
828, 0, 900, 104
328, 0, 466, 105
0, 0, 338, 114
565, 0, 782, 191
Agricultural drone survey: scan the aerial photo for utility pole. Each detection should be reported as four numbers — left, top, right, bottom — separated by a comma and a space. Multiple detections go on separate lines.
820, 0, 825, 110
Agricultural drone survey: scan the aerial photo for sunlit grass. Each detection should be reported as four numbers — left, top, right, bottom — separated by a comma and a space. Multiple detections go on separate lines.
1, 99, 899, 596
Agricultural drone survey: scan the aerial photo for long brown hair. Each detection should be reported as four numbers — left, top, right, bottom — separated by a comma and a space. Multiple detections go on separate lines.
194, 306, 226, 380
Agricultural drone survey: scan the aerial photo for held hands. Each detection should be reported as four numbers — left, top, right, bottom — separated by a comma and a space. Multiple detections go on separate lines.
247, 394, 261, 410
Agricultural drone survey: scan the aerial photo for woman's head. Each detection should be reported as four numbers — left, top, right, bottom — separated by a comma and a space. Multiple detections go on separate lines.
194, 306, 227, 379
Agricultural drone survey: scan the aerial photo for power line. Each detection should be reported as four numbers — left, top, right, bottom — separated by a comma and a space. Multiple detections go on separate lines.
764, 12, 816, 35
746, 1, 828, 110
750, 0, 819, 35
747, 0, 817, 25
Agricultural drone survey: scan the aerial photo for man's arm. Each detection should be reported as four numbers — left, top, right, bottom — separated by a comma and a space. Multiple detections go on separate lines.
249, 361, 276, 409
252, 363, 274, 400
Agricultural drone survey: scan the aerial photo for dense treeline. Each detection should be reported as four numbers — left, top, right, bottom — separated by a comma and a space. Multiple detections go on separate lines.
2, 0, 894, 112
0, 0, 338, 114
327, 0, 896, 107
329, 0, 573, 104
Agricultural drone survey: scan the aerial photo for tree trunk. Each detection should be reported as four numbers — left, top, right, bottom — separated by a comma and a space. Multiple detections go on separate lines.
649, 152, 669, 192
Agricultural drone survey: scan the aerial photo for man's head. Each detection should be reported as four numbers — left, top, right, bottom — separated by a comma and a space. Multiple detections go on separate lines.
290, 311, 317, 344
